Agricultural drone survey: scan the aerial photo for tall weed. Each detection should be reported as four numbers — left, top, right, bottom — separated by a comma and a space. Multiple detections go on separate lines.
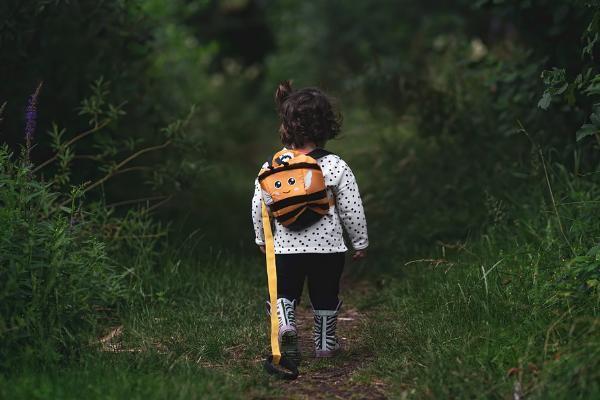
0, 147, 126, 368
0, 80, 192, 369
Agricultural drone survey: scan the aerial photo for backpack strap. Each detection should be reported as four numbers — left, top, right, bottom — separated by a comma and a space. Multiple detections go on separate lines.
306, 148, 336, 206
307, 148, 334, 159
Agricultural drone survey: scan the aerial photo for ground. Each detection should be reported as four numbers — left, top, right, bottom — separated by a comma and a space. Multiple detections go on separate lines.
266, 277, 388, 400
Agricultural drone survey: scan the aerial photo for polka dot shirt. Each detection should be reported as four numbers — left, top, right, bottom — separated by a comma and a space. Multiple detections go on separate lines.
251, 152, 369, 254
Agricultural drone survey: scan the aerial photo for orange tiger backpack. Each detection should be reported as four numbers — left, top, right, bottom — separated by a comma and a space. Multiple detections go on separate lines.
258, 148, 333, 230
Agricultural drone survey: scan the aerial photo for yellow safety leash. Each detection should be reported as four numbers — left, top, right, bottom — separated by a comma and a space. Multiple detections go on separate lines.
262, 202, 298, 379
262, 202, 281, 364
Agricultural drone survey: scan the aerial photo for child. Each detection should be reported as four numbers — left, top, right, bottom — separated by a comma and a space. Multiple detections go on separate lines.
251, 81, 368, 362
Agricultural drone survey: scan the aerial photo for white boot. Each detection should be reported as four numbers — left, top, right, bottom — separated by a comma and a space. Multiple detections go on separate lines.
313, 301, 342, 357
267, 298, 301, 364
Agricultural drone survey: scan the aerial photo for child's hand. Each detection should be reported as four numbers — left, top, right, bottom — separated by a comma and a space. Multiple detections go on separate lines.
352, 249, 367, 261
258, 245, 266, 254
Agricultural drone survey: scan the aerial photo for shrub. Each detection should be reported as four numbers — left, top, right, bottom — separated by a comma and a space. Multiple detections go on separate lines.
0, 79, 185, 370
0, 146, 127, 368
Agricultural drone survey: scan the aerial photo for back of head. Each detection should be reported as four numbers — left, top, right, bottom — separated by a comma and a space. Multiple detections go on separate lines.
274, 80, 342, 148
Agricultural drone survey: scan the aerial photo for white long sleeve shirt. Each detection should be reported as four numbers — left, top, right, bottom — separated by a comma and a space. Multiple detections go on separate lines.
251, 152, 369, 254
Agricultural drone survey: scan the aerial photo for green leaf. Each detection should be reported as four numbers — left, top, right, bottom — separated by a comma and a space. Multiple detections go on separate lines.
587, 245, 600, 258
555, 82, 568, 95
584, 75, 600, 96
537, 92, 552, 110
590, 112, 600, 127
576, 124, 598, 141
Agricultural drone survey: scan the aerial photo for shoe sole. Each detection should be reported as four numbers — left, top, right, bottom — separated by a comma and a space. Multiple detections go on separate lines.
280, 330, 301, 365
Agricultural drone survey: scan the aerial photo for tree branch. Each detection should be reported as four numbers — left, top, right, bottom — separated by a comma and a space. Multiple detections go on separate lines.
82, 140, 171, 194
106, 195, 170, 209
145, 195, 173, 213
33, 119, 110, 173
58, 140, 172, 208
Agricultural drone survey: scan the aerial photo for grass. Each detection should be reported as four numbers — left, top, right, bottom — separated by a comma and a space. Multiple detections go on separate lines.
0, 253, 279, 399
355, 222, 600, 398
3, 213, 599, 399
0, 249, 381, 399
3, 122, 600, 398
333, 115, 600, 398
1, 354, 268, 400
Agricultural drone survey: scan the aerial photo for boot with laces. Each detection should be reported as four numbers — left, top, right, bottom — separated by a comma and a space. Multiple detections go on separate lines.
266, 297, 301, 364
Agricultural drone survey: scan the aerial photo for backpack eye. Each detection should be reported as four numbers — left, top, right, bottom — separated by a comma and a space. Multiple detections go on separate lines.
288, 177, 296, 185
274, 181, 282, 189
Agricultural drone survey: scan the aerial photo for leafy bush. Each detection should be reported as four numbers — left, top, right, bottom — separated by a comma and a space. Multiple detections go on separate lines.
0, 146, 126, 368
361, 162, 600, 398
0, 79, 190, 369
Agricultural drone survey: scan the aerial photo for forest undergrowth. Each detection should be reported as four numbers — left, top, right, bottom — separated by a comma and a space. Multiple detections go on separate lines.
355, 166, 600, 399
3, 99, 598, 399
2, 1, 600, 399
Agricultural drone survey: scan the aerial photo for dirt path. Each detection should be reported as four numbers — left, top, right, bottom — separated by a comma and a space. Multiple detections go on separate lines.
268, 279, 387, 400
98, 275, 386, 399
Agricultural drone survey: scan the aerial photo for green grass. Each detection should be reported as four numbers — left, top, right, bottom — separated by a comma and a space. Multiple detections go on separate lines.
1, 254, 280, 399
120, 253, 268, 361
0, 354, 269, 400
4, 217, 599, 399
356, 228, 600, 399
0, 249, 380, 399
4, 133, 600, 399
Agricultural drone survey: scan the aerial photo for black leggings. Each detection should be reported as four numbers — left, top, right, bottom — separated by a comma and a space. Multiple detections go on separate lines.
273, 252, 345, 310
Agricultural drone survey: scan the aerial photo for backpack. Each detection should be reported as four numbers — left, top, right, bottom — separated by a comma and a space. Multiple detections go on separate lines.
258, 148, 333, 230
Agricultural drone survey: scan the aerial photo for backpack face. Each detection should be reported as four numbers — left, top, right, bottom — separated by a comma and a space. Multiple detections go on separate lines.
258, 149, 330, 230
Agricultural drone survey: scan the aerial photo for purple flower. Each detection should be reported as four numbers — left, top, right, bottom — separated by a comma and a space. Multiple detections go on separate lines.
25, 82, 43, 159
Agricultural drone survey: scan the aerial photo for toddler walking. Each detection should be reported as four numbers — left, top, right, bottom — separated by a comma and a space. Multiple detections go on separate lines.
251, 81, 369, 363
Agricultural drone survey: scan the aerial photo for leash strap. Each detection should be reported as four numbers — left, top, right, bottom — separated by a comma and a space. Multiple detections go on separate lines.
262, 202, 281, 365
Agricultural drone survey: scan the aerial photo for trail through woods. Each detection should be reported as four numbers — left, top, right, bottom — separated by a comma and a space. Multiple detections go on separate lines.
97, 275, 389, 399
267, 278, 388, 400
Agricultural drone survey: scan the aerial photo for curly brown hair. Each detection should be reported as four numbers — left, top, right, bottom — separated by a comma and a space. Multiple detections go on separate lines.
274, 80, 342, 148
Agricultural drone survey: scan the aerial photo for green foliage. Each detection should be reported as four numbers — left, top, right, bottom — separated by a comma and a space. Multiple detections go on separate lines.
0, 358, 269, 400
537, 2, 600, 147
1, 222, 272, 397
564, 246, 600, 295
336, 3, 600, 397
0, 146, 125, 368
3, 0, 600, 397
0, 74, 194, 370
0, 250, 273, 398
359, 167, 600, 398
